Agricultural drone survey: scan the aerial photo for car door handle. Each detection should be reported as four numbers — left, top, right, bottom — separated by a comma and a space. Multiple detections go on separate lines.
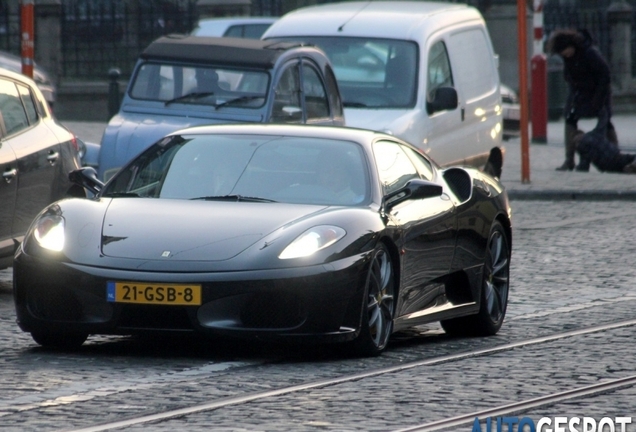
47, 151, 59, 165
3, 168, 17, 183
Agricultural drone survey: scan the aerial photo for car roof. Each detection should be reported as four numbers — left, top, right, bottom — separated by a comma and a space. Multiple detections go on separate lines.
140, 34, 306, 68
172, 123, 398, 146
264, 1, 481, 40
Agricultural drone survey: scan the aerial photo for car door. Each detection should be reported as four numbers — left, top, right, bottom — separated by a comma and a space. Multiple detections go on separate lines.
0, 78, 61, 240
419, 38, 468, 167
0, 124, 17, 261
373, 140, 457, 317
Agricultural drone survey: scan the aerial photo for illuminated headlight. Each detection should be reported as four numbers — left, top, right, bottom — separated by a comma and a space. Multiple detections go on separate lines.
279, 226, 346, 259
34, 214, 65, 252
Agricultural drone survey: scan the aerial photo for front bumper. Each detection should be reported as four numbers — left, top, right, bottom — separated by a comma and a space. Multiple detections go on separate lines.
14, 252, 369, 343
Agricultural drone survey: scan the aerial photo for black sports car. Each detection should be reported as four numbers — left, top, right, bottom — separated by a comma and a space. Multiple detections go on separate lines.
14, 124, 511, 356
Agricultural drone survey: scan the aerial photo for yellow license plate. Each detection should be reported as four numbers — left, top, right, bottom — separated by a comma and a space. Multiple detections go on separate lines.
107, 281, 202, 306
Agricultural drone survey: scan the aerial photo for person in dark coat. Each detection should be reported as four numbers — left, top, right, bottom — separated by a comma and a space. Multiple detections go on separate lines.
547, 29, 617, 172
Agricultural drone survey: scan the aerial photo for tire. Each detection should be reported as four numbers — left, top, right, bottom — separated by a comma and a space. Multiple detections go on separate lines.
351, 243, 395, 356
441, 220, 510, 336
31, 331, 88, 350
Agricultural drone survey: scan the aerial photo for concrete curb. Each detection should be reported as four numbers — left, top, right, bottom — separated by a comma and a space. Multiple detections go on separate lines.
507, 189, 636, 201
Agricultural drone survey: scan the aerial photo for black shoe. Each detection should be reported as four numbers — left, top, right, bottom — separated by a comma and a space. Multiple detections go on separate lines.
556, 161, 574, 171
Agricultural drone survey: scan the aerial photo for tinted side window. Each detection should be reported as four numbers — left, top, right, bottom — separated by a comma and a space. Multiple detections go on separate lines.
0, 79, 29, 135
403, 146, 434, 181
271, 64, 302, 123
373, 141, 420, 195
17, 84, 38, 125
302, 64, 329, 120
447, 28, 498, 101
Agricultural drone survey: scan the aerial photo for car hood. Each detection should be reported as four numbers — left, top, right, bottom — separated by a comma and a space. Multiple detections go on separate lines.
100, 198, 326, 262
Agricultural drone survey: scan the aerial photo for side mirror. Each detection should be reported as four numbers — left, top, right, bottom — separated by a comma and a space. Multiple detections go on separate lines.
384, 179, 443, 210
426, 86, 458, 114
68, 167, 104, 196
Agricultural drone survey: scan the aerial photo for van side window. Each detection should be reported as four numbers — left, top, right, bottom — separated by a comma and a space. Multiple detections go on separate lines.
427, 41, 454, 94
447, 28, 498, 101
272, 64, 302, 123
302, 64, 330, 120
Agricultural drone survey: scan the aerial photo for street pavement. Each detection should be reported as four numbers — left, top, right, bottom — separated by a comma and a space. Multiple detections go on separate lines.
60, 113, 636, 200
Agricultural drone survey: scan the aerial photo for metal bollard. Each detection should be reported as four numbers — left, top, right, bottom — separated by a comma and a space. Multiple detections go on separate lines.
108, 67, 121, 120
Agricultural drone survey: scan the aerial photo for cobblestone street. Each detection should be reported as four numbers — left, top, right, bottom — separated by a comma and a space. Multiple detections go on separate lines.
1, 199, 635, 431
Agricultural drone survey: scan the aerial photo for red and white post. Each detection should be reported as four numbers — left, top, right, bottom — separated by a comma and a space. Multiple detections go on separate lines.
20, 0, 34, 79
531, 0, 547, 143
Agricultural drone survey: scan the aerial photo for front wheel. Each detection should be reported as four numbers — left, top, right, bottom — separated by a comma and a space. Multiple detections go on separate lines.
441, 220, 510, 336
351, 243, 395, 356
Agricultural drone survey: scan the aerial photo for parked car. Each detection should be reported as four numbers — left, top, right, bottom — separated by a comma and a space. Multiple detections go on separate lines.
0, 68, 83, 270
263, 1, 503, 168
501, 83, 521, 141
0, 50, 56, 108
98, 35, 344, 181
14, 123, 511, 356
191, 17, 277, 39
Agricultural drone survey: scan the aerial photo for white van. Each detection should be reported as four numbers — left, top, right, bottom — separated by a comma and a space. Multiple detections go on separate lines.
263, 1, 503, 168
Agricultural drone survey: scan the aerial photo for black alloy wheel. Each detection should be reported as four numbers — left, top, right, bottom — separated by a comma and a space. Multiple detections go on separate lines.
352, 243, 395, 356
441, 220, 510, 336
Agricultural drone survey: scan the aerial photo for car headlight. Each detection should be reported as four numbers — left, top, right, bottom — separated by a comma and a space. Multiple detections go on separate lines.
279, 226, 346, 259
34, 214, 65, 252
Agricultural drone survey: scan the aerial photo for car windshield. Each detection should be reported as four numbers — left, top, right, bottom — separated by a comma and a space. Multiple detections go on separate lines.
272, 36, 418, 109
104, 134, 369, 206
129, 62, 269, 109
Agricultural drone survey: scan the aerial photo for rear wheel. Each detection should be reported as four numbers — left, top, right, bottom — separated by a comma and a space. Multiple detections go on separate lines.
441, 220, 510, 336
31, 331, 88, 350
352, 243, 395, 356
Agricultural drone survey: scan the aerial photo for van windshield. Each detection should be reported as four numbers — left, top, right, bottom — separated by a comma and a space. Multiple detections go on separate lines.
272, 37, 418, 109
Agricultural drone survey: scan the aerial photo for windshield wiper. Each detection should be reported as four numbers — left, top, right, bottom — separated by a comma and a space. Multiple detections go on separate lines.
190, 194, 276, 203
215, 95, 265, 109
164, 92, 215, 106
343, 101, 368, 107
102, 192, 140, 198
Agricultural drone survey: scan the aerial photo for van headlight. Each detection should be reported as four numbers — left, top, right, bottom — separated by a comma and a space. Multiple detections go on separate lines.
34, 214, 65, 252
279, 226, 346, 259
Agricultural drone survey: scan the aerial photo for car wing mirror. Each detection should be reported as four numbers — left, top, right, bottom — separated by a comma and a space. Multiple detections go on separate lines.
426, 86, 458, 114
69, 167, 104, 196
384, 179, 443, 210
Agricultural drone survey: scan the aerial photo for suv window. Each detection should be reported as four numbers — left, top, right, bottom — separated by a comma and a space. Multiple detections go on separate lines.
271, 63, 302, 123
17, 84, 38, 125
303, 64, 329, 120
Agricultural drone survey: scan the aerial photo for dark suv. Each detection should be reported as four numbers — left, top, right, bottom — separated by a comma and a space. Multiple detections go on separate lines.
97, 35, 345, 181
